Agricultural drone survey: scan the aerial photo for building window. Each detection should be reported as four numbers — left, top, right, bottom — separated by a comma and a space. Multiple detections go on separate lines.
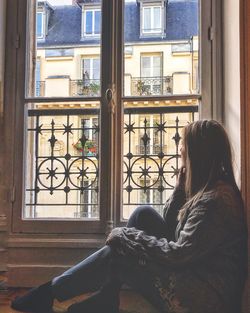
36, 12, 44, 39
76, 180, 98, 219
82, 58, 100, 81
83, 9, 101, 37
142, 6, 162, 34
139, 54, 162, 95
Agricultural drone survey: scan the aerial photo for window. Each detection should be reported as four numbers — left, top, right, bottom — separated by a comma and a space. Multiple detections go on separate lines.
137, 115, 164, 155
4, 0, 220, 282
142, 6, 162, 34
71, 58, 101, 97
139, 54, 163, 95
139, 180, 163, 213
36, 11, 44, 39
83, 8, 101, 37
76, 179, 98, 219
6, 0, 218, 236
82, 58, 100, 81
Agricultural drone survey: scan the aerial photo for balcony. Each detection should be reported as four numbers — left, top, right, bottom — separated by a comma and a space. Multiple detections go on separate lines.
131, 76, 173, 96
70, 79, 100, 97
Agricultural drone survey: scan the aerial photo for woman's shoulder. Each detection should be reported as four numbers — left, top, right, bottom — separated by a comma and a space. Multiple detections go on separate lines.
206, 181, 240, 203
200, 181, 243, 218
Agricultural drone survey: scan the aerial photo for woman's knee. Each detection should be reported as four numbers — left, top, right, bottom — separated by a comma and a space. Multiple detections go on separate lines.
127, 205, 155, 228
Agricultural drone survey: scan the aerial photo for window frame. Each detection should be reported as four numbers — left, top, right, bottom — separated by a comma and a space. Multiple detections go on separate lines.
81, 56, 101, 80
139, 0, 166, 38
36, 11, 44, 39
142, 5, 162, 34
4, 0, 222, 235
82, 6, 101, 38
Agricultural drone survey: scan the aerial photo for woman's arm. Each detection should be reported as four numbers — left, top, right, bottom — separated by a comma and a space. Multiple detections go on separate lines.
107, 197, 231, 267
163, 187, 186, 241
163, 167, 186, 240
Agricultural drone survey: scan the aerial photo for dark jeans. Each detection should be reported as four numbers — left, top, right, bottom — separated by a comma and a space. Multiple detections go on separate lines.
52, 205, 168, 309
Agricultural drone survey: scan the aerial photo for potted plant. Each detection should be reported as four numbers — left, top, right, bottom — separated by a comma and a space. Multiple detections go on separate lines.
73, 140, 97, 155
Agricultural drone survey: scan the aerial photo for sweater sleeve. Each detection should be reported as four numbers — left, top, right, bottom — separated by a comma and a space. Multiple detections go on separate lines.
108, 197, 228, 266
163, 187, 186, 241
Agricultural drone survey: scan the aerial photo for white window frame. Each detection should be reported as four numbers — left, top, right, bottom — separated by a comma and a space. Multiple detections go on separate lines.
142, 6, 162, 34
140, 54, 162, 78
36, 11, 44, 39
82, 7, 101, 38
81, 57, 100, 80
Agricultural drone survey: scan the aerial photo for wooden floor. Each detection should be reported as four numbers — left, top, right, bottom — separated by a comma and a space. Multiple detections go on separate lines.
0, 272, 159, 313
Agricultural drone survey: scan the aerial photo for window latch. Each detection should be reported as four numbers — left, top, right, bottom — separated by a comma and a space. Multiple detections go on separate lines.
10, 186, 16, 203
15, 34, 20, 49
208, 26, 214, 41
106, 87, 116, 114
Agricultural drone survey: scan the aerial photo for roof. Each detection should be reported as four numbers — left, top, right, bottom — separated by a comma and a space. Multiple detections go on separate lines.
38, 0, 198, 48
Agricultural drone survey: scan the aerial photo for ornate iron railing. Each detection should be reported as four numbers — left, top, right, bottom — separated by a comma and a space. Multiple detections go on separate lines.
136, 144, 168, 155
25, 109, 100, 219
123, 105, 198, 215
70, 79, 101, 97
25, 105, 198, 219
35, 81, 45, 97
131, 76, 173, 96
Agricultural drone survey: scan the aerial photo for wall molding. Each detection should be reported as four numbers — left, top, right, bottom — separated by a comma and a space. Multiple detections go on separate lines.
7, 265, 70, 287
7, 237, 105, 248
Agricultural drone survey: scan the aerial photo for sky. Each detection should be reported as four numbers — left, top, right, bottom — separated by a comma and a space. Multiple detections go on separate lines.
47, 0, 136, 5
47, 0, 72, 5
46, 0, 189, 6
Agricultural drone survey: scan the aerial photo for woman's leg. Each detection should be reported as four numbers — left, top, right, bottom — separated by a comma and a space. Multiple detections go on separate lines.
66, 206, 169, 313
127, 204, 168, 238
52, 246, 113, 301
11, 246, 116, 313
12, 205, 167, 313
54, 205, 167, 301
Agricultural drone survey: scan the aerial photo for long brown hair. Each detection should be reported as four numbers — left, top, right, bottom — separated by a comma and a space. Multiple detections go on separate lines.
178, 120, 242, 219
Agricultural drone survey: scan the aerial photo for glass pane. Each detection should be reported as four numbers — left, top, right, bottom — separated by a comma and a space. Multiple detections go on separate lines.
24, 102, 100, 220
152, 56, 161, 76
93, 59, 100, 79
36, 12, 43, 38
86, 11, 93, 34
124, 0, 199, 96
153, 7, 161, 31
122, 99, 199, 220
27, 1, 102, 98
94, 10, 101, 34
143, 8, 151, 32
141, 56, 151, 77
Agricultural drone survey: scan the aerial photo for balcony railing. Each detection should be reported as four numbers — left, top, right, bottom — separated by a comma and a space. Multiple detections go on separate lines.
25, 108, 100, 216
70, 79, 101, 97
136, 144, 168, 155
131, 76, 173, 96
35, 81, 45, 97
25, 105, 198, 218
123, 105, 198, 215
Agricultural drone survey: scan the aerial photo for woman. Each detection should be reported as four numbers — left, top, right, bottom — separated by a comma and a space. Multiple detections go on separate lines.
11, 120, 247, 313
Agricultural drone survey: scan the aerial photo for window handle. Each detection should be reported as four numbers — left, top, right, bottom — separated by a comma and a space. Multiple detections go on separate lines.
105, 88, 113, 102
105, 87, 116, 114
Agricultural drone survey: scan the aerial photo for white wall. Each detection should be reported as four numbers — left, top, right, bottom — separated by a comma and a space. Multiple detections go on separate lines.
223, 0, 241, 186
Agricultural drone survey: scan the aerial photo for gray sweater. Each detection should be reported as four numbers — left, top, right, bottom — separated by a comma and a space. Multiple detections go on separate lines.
108, 182, 247, 313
